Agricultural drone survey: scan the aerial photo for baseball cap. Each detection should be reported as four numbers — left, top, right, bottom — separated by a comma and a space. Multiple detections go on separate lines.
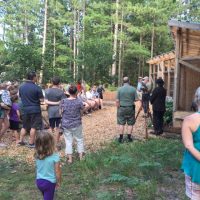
142, 76, 149, 80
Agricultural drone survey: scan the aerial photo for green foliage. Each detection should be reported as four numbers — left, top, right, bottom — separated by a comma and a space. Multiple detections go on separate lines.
164, 101, 173, 126
0, 0, 185, 84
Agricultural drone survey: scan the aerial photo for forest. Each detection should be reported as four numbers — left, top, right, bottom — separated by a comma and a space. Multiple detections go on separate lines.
0, 0, 199, 85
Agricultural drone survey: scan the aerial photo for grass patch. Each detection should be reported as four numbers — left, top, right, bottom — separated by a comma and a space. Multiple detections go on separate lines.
0, 138, 186, 199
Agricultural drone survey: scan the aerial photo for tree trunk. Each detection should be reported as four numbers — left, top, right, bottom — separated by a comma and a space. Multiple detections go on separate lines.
76, 9, 80, 79
73, 9, 77, 81
118, 9, 123, 87
138, 34, 143, 77
53, 29, 56, 77
81, 0, 86, 81
111, 0, 119, 81
39, 0, 48, 84
70, 27, 73, 73
2, 22, 5, 41
24, 9, 28, 44
151, 22, 155, 58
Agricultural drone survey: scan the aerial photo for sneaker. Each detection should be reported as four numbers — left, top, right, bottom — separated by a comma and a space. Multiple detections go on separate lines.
26, 143, 35, 148
17, 141, 27, 146
0, 143, 7, 148
118, 137, 123, 143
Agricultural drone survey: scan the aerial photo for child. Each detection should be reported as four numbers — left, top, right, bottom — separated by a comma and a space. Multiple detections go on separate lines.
9, 95, 20, 144
35, 131, 61, 200
60, 84, 85, 164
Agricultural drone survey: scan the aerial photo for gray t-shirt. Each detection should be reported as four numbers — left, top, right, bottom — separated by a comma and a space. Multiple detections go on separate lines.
45, 88, 65, 118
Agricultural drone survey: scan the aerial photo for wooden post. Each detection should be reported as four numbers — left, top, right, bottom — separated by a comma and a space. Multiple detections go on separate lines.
167, 60, 171, 96
173, 28, 182, 112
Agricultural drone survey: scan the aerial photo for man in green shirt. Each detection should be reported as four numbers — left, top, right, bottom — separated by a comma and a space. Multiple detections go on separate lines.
116, 77, 138, 143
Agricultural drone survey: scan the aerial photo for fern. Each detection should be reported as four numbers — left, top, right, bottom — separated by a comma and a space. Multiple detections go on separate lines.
103, 174, 128, 183
103, 174, 141, 187
138, 161, 162, 168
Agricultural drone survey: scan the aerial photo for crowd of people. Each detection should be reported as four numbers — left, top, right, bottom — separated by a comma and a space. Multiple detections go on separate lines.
116, 75, 167, 143
2, 72, 200, 200
0, 72, 107, 199
0, 72, 105, 149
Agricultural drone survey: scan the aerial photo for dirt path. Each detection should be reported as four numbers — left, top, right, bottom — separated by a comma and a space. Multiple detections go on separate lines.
0, 103, 149, 163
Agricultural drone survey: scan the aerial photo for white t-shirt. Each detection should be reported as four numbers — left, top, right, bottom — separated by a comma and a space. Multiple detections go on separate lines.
86, 91, 93, 99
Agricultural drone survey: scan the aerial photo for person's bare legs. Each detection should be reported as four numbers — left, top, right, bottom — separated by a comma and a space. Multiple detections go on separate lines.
100, 99, 103, 109
119, 125, 125, 135
127, 125, 133, 142
127, 125, 133, 135
118, 125, 125, 142
14, 130, 20, 144
19, 128, 26, 143
79, 152, 84, 160
0, 118, 4, 141
67, 154, 72, 164
1, 117, 10, 135
29, 128, 36, 144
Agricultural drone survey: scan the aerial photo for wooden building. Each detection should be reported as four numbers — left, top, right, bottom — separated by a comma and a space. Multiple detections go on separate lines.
168, 20, 200, 127
147, 51, 175, 97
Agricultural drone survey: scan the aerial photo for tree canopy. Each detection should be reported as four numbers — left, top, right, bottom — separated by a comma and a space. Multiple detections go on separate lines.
0, 0, 197, 85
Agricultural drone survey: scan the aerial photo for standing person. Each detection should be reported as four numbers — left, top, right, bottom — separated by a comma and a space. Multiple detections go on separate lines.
0, 83, 12, 147
97, 84, 105, 109
136, 77, 143, 109
45, 77, 66, 145
35, 131, 61, 200
116, 77, 138, 143
137, 77, 143, 92
181, 87, 200, 200
150, 78, 166, 135
91, 85, 100, 109
141, 76, 152, 114
18, 72, 44, 148
9, 95, 21, 145
76, 80, 82, 93
60, 85, 85, 164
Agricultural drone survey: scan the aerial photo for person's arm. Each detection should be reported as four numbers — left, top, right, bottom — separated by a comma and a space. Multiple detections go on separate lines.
55, 162, 61, 188
116, 89, 120, 108
59, 100, 64, 116
134, 89, 139, 102
150, 88, 158, 104
38, 87, 44, 102
182, 117, 200, 161
15, 104, 21, 121
44, 99, 60, 105
0, 102, 10, 110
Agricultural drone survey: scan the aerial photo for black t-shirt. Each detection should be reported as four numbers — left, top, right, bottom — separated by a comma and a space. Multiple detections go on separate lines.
19, 81, 43, 114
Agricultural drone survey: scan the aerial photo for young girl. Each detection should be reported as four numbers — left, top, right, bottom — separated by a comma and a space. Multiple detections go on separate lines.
35, 131, 61, 200
61, 84, 85, 164
9, 95, 20, 144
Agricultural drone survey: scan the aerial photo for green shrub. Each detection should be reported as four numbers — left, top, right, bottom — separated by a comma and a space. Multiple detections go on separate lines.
164, 101, 173, 126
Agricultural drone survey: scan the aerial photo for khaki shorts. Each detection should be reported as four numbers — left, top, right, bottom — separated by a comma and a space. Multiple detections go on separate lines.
117, 106, 135, 126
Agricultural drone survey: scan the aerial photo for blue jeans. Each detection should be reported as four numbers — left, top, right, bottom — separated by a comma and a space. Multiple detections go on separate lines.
36, 179, 56, 200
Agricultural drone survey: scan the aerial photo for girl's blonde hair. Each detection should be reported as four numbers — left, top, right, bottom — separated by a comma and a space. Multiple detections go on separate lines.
194, 87, 200, 106
35, 131, 55, 160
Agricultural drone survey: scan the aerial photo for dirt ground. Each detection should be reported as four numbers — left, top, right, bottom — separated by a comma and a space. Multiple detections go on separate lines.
0, 102, 156, 163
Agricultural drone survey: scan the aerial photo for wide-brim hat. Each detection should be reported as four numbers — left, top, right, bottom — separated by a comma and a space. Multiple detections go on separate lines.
156, 78, 164, 85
